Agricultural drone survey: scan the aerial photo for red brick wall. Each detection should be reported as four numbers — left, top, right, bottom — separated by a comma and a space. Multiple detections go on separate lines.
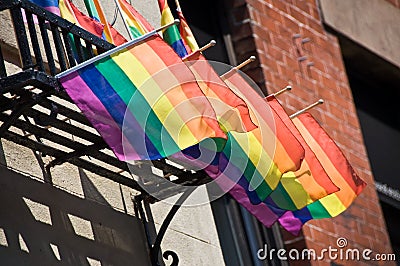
386, 0, 400, 8
226, 0, 394, 264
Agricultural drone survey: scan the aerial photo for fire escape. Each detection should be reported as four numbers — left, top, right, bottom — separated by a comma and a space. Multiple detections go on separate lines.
0, 1, 208, 264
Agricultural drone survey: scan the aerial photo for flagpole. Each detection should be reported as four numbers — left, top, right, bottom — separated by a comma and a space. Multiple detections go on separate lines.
199, 40, 216, 53
182, 40, 216, 60
234, 56, 256, 70
112, 0, 134, 40
175, 0, 182, 11
273, 86, 292, 97
55, 20, 180, 79
289, 99, 324, 119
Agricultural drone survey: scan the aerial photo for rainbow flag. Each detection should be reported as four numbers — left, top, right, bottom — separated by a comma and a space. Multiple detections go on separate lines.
177, 68, 305, 206
175, 0, 199, 53
278, 113, 366, 235
58, 35, 226, 161
82, 0, 127, 45
184, 52, 256, 133
218, 69, 305, 202
158, 0, 188, 57
59, 0, 105, 63
118, 0, 154, 38
28, 0, 59, 15
83, 0, 110, 42
59, 0, 104, 38
265, 96, 339, 210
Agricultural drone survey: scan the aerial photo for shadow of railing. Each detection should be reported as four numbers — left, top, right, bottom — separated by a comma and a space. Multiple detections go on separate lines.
0, 165, 151, 265
0, 0, 209, 202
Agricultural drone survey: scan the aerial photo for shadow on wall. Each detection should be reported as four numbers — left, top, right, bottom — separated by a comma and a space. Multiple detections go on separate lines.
0, 165, 151, 265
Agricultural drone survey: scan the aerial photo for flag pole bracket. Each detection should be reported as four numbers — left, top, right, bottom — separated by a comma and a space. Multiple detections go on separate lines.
134, 187, 196, 266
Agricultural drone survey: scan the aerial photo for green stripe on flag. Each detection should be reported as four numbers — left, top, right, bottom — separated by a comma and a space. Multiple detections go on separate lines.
94, 56, 179, 156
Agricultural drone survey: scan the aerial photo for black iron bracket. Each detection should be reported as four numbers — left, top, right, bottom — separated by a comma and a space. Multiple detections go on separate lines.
135, 187, 196, 266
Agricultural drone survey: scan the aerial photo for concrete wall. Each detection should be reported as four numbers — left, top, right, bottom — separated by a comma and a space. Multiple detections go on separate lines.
0, 0, 226, 265
319, 0, 400, 68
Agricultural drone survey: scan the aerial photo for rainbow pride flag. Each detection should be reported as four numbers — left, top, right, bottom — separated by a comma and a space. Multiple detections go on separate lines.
158, 0, 188, 57
83, 0, 110, 42
83, 0, 127, 45
177, 68, 305, 206
184, 52, 256, 133
58, 34, 226, 161
118, 0, 154, 38
59, 0, 104, 38
265, 96, 339, 210
278, 113, 366, 235
219, 69, 305, 202
175, 0, 199, 53
28, 0, 59, 15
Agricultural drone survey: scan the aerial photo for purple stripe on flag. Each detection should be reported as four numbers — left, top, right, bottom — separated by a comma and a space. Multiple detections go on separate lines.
44, 6, 60, 16
60, 72, 137, 160
212, 156, 280, 227
278, 211, 303, 236
220, 174, 279, 227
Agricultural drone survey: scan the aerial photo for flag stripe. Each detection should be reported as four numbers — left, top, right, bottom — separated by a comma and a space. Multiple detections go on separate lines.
59, 35, 226, 160
30, 0, 58, 7
158, 0, 188, 57
295, 115, 364, 194
277, 113, 366, 235
176, 6, 199, 53
222, 70, 304, 173
118, 0, 154, 38
60, 72, 137, 160
70, 63, 165, 159
213, 159, 280, 227
266, 96, 339, 209
59, 0, 104, 38
89, 57, 172, 157
29, 0, 60, 15
294, 118, 357, 197
184, 53, 256, 132
84, 0, 115, 43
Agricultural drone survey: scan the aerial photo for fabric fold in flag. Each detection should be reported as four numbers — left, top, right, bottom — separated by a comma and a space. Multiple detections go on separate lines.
83, 0, 127, 45
118, 0, 154, 38
59, 0, 106, 63
158, 0, 188, 58
177, 68, 305, 212
59, 0, 104, 38
58, 35, 227, 161
265, 96, 339, 210
184, 52, 256, 133
175, 0, 199, 53
278, 113, 366, 235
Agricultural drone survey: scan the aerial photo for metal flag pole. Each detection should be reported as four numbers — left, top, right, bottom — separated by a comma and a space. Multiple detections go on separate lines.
183, 40, 216, 60
175, 0, 182, 12
198, 40, 216, 53
55, 20, 180, 79
289, 99, 324, 119
234, 56, 256, 70
273, 85, 292, 97
112, 0, 134, 40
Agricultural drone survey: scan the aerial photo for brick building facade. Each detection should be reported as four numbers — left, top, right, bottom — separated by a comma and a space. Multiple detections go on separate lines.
221, 0, 398, 264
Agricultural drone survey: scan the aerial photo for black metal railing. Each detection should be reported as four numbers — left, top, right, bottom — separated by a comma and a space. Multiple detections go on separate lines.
0, 0, 114, 78
0, 0, 209, 201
